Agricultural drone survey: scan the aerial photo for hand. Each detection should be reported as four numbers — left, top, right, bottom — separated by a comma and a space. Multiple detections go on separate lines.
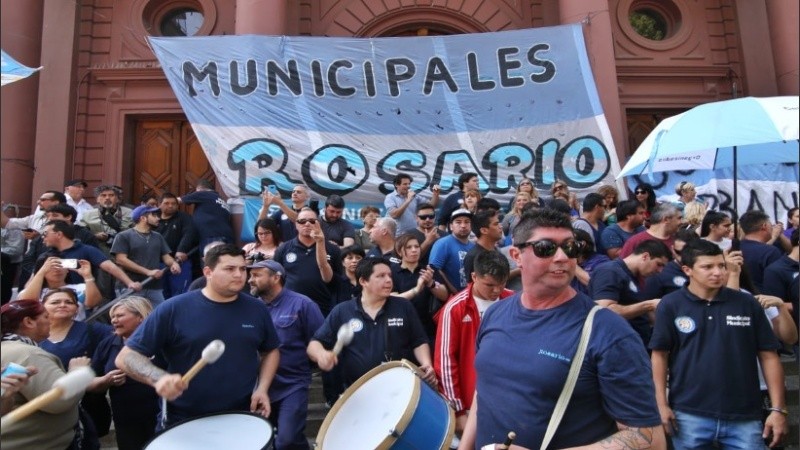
431, 184, 441, 194
75, 259, 92, 278
644, 298, 661, 311
128, 282, 143, 292
310, 222, 325, 244
771, 223, 784, 240
763, 410, 786, 448
154, 373, 187, 401
724, 250, 743, 273
423, 227, 439, 243
95, 232, 109, 242
406, 190, 416, 201
175, 252, 188, 263
41, 256, 63, 274
419, 266, 434, 288
68, 357, 91, 371
22, 230, 38, 240
756, 295, 784, 309
417, 364, 438, 387
1, 367, 36, 399
250, 390, 271, 418
150, 269, 164, 279
170, 262, 181, 275
316, 351, 338, 371
261, 191, 276, 207
105, 369, 127, 387
658, 404, 677, 436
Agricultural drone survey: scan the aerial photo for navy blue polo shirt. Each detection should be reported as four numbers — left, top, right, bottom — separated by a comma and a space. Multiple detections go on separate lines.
588, 259, 650, 346
762, 255, 799, 325
739, 239, 782, 293
365, 247, 400, 265
273, 238, 341, 316
649, 287, 780, 420
640, 261, 687, 301
44, 241, 110, 285
391, 263, 436, 340
312, 296, 428, 386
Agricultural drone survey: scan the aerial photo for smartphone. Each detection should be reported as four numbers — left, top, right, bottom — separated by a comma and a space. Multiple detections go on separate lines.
267, 185, 279, 195
59, 258, 78, 269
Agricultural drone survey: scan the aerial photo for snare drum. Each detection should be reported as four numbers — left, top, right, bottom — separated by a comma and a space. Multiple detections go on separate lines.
144, 412, 274, 449
316, 360, 455, 450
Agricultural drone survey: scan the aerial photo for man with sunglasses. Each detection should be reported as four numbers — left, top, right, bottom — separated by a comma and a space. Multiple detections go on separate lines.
273, 207, 341, 317
1, 190, 67, 240
589, 239, 673, 347
459, 209, 664, 450
384, 173, 441, 236
407, 203, 446, 266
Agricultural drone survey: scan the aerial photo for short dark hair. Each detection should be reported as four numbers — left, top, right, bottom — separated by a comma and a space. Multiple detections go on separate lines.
546, 199, 572, 216
204, 244, 245, 269
160, 192, 178, 203
355, 257, 390, 284
45, 204, 77, 223
140, 192, 157, 204
394, 233, 420, 256
476, 197, 501, 213
325, 194, 345, 208
254, 218, 283, 246
630, 239, 672, 260
457, 172, 478, 190
44, 190, 68, 204
791, 228, 799, 247
416, 202, 435, 213
45, 220, 75, 240
512, 208, 573, 246
699, 211, 730, 237
674, 228, 700, 246
393, 173, 412, 186
573, 228, 595, 259
739, 210, 770, 234
681, 239, 723, 268
616, 200, 642, 222
473, 250, 510, 282
472, 209, 498, 237
582, 193, 605, 212
341, 245, 366, 260
196, 179, 215, 190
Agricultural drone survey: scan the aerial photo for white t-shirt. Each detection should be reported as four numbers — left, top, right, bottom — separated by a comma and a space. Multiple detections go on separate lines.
473, 295, 497, 319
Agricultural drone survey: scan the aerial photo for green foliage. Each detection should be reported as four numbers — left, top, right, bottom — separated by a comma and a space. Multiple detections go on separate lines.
629, 11, 666, 41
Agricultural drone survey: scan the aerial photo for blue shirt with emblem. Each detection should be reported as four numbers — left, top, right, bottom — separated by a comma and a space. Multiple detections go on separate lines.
588, 259, 651, 346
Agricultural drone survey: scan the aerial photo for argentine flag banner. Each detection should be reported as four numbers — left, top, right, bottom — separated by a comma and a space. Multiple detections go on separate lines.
1, 50, 41, 86
150, 25, 622, 228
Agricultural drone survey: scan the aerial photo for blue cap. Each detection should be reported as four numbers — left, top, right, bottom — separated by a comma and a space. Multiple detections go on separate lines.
246, 259, 285, 279
131, 205, 160, 222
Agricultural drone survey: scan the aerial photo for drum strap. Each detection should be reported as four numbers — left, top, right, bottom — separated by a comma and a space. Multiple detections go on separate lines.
383, 315, 393, 362
539, 305, 601, 450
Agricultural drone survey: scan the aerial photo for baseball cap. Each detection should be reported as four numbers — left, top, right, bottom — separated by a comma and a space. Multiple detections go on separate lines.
450, 208, 473, 221
131, 205, 160, 222
65, 179, 87, 188
246, 260, 285, 279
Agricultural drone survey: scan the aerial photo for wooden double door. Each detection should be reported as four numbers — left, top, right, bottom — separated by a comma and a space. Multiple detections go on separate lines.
133, 120, 217, 204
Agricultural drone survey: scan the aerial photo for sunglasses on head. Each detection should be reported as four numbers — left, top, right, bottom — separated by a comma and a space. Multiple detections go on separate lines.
297, 218, 317, 225
418, 214, 435, 220
515, 238, 582, 258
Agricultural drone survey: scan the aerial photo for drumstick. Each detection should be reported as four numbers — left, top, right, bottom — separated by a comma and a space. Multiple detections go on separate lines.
331, 322, 354, 356
498, 431, 516, 450
181, 340, 226, 385
1, 367, 94, 429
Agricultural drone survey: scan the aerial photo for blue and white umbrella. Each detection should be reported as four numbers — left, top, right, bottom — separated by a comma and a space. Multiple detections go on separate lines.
1, 50, 41, 86
618, 96, 799, 228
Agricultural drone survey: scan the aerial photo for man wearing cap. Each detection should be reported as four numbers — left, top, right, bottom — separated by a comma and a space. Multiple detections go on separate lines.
249, 259, 324, 450
64, 179, 93, 223
429, 208, 476, 294
110, 205, 181, 306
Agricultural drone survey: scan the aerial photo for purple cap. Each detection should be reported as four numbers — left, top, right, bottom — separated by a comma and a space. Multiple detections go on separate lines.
131, 205, 160, 222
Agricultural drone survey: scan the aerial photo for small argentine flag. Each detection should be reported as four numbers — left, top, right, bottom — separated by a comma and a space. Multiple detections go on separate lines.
1, 50, 42, 86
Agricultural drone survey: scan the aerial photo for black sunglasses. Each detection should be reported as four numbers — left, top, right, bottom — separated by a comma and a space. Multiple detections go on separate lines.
515, 239, 582, 258
635, 190, 647, 194
417, 214, 435, 220
297, 218, 317, 225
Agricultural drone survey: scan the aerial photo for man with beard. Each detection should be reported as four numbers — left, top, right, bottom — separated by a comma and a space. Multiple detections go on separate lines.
600, 200, 647, 260
248, 259, 323, 450
111, 205, 181, 306
407, 202, 446, 266
116, 244, 280, 428
80, 185, 133, 257
319, 195, 355, 248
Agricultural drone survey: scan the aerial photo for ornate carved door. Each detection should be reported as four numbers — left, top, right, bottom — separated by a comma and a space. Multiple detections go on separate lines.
133, 120, 217, 203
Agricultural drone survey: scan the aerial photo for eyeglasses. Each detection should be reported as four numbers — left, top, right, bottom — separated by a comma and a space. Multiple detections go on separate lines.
297, 218, 317, 225
515, 239, 582, 258
291, 190, 305, 194
519, 182, 532, 186
635, 190, 647, 195
417, 214, 435, 220
256, 231, 272, 236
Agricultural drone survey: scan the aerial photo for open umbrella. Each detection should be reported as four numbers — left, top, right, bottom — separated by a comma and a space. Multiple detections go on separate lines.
618, 96, 799, 228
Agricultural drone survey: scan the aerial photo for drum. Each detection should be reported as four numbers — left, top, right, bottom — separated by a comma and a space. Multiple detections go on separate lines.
144, 411, 274, 449
317, 360, 455, 450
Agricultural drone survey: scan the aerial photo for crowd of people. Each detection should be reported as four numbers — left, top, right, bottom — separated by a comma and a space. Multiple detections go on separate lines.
0, 174, 797, 450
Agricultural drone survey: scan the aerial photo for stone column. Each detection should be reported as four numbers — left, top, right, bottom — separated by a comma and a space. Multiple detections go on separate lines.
558, 0, 627, 161
1, 0, 44, 214
236, 0, 287, 35
765, 0, 799, 95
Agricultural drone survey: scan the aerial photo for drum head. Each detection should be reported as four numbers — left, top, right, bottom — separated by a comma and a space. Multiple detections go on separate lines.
145, 412, 273, 450
318, 363, 419, 449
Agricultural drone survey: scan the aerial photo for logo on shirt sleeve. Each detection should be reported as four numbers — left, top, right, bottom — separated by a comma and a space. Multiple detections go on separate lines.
673, 276, 687, 287
628, 281, 639, 293
674, 316, 696, 333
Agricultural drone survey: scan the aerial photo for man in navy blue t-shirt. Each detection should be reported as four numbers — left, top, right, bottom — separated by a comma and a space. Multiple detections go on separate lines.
650, 239, 786, 449
179, 179, 234, 250
116, 244, 280, 428
739, 210, 785, 293
460, 209, 664, 449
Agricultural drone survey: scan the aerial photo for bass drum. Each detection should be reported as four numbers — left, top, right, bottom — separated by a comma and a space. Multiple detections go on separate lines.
144, 411, 274, 449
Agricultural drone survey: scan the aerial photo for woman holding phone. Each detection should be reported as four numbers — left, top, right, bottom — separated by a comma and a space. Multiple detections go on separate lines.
18, 256, 102, 321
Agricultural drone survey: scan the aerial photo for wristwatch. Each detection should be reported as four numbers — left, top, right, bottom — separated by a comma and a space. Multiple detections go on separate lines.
767, 407, 789, 416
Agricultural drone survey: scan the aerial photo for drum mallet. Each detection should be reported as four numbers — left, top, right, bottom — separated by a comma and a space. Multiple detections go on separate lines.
182, 340, 226, 385
1, 366, 95, 429
499, 431, 516, 450
331, 322, 355, 356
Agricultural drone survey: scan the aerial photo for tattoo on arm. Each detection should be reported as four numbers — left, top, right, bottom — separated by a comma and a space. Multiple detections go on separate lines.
122, 350, 167, 385
597, 425, 655, 449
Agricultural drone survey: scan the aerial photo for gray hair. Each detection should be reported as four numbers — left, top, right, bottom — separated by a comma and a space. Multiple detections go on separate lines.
94, 184, 122, 198
650, 203, 679, 224
376, 217, 397, 237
